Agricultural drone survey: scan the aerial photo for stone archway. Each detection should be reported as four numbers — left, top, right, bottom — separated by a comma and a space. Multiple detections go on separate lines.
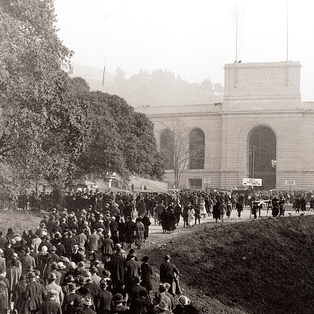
248, 126, 276, 190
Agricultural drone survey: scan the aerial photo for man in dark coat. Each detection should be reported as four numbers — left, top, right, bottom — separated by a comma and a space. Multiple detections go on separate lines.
124, 217, 136, 248
62, 283, 81, 314
141, 214, 151, 240
124, 251, 141, 294
160, 255, 180, 295
109, 249, 125, 288
95, 279, 112, 314
38, 289, 62, 314
25, 271, 45, 314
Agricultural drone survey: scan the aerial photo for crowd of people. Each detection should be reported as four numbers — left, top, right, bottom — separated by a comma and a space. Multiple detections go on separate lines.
7, 187, 314, 314
0, 189, 209, 314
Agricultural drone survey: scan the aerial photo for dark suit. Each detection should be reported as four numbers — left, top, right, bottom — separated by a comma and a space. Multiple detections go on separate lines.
25, 280, 45, 313
160, 261, 179, 284
38, 299, 62, 314
95, 290, 113, 314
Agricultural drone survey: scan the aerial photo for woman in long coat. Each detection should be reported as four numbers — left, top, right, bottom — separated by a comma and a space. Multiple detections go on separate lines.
187, 203, 195, 228
213, 201, 221, 223
134, 218, 145, 249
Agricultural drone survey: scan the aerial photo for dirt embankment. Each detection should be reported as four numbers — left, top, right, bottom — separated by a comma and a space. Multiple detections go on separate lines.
139, 215, 314, 314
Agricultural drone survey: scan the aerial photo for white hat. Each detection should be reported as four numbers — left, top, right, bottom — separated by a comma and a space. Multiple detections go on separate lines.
57, 262, 66, 269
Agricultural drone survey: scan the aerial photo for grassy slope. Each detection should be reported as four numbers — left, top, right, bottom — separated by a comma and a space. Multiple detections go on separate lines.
140, 216, 314, 314
0, 210, 42, 235
5, 210, 314, 313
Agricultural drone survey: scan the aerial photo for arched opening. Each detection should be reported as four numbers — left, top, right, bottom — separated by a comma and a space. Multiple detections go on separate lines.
248, 126, 276, 190
160, 129, 174, 170
189, 128, 205, 169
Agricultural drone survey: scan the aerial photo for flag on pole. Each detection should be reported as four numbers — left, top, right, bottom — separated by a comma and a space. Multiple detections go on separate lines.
102, 58, 106, 87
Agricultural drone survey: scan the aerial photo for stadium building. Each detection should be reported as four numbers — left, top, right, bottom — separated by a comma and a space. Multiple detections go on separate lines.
136, 61, 314, 191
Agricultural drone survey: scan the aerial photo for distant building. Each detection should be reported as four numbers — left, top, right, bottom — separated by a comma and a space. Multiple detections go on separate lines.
137, 61, 314, 191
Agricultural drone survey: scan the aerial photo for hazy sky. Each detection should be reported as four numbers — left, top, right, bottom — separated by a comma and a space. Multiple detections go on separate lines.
54, 0, 314, 100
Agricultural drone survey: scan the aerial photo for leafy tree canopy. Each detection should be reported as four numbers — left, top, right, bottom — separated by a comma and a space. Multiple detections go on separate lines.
75, 91, 165, 181
0, 0, 89, 192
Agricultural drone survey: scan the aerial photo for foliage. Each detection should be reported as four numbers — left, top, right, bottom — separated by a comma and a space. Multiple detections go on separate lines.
75, 91, 165, 181
0, 0, 89, 191
108, 68, 223, 107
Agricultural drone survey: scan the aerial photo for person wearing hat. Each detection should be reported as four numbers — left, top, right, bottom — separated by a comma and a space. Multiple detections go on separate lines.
46, 272, 64, 305
88, 230, 100, 260
101, 233, 114, 260
173, 295, 198, 314
128, 276, 147, 307
72, 245, 84, 265
84, 272, 100, 300
74, 261, 87, 278
130, 289, 153, 314
62, 275, 76, 296
53, 235, 66, 260
35, 223, 48, 239
21, 246, 36, 275
111, 293, 129, 313
63, 231, 77, 259
57, 262, 67, 286
25, 271, 45, 314
163, 283, 175, 311
156, 284, 172, 312
114, 243, 127, 259
134, 218, 145, 250
38, 289, 62, 314
81, 295, 96, 314
48, 262, 62, 285
95, 278, 112, 314
62, 283, 81, 314
90, 266, 101, 285
108, 248, 125, 289
140, 256, 153, 294
34, 269, 45, 285
124, 251, 141, 297
77, 229, 88, 250
160, 255, 180, 296
48, 246, 60, 263
11, 274, 27, 314
154, 300, 172, 314
6, 258, 21, 296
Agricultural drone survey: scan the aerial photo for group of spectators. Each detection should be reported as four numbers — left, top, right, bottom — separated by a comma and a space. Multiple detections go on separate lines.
7, 187, 314, 314
1, 189, 206, 314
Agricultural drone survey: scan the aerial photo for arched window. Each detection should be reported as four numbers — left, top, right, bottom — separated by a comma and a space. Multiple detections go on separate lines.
189, 128, 205, 169
160, 129, 174, 170
248, 126, 276, 190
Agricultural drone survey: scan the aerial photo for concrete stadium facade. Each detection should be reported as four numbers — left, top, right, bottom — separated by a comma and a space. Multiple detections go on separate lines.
136, 61, 314, 191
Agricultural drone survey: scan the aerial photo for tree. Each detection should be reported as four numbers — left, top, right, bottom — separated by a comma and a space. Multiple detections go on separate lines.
160, 120, 204, 188
0, 1, 89, 192
75, 91, 164, 182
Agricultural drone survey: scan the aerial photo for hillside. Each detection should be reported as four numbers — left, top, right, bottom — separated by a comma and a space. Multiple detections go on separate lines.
139, 215, 314, 314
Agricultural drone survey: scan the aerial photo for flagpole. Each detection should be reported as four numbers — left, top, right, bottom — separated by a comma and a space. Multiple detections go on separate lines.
102, 57, 106, 93
286, 1, 289, 62
286, 1, 289, 86
235, 3, 238, 63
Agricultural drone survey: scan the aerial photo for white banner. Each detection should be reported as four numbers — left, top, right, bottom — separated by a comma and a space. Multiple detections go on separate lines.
243, 178, 262, 186
285, 180, 295, 185
203, 178, 211, 184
